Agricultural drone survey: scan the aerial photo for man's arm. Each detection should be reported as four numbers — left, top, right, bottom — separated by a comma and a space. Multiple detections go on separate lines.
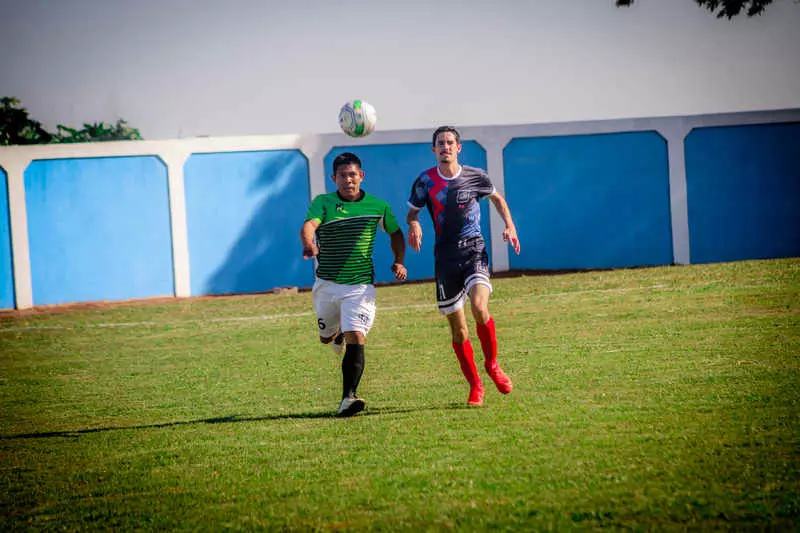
389, 229, 408, 281
300, 219, 320, 259
406, 208, 423, 252
488, 192, 521, 255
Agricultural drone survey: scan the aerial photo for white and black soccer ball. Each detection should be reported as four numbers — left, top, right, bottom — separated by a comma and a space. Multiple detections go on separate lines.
338, 100, 377, 138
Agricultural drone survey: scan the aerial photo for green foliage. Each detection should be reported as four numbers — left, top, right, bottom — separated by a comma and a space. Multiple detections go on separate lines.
0, 96, 143, 146
0, 97, 53, 145
616, 0, 776, 18
1, 259, 798, 530
53, 119, 143, 143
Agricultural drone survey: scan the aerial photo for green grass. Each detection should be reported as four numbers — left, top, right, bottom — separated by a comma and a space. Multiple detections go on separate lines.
1, 258, 798, 531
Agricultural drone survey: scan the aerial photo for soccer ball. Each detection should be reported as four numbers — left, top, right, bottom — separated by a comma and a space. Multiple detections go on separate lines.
338, 100, 377, 138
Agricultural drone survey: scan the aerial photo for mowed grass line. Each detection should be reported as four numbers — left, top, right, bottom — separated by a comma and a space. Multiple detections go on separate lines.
0, 258, 798, 531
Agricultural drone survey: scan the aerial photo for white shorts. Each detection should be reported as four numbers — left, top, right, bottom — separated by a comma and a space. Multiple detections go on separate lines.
312, 279, 376, 338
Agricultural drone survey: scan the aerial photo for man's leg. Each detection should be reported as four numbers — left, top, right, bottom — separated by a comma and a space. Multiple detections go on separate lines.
341, 332, 365, 399
337, 285, 375, 417
469, 285, 513, 394
313, 280, 342, 349
330, 330, 346, 354
338, 331, 366, 417
447, 310, 484, 406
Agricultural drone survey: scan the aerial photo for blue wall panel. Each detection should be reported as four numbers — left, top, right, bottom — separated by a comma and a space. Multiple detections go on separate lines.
184, 150, 313, 296
504, 131, 673, 270
685, 122, 800, 264
324, 142, 489, 283
0, 169, 14, 309
25, 157, 174, 306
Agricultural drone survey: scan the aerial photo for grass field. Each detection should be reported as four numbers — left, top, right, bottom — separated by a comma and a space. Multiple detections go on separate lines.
1, 258, 798, 531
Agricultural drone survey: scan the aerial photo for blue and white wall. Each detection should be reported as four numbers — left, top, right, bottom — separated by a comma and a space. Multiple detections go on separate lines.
0, 109, 798, 310
685, 122, 800, 263
1, 167, 13, 309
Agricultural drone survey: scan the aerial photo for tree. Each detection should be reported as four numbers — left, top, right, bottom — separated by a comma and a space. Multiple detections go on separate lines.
53, 120, 143, 144
0, 97, 143, 146
0, 97, 53, 145
615, 0, 776, 19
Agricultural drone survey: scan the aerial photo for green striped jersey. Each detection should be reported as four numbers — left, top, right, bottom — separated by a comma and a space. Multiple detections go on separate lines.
304, 191, 401, 285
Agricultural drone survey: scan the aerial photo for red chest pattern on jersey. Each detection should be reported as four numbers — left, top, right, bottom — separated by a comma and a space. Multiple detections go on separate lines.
427, 168, 448, 234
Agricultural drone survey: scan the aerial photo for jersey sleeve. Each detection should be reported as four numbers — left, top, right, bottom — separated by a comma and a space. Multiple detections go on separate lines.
304, 195, 326, 223
476, 169, 496, 199
408, 175, 428, 210
381, 203, 401, 234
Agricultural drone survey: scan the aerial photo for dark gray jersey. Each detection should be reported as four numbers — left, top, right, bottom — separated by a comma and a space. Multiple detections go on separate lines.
408, 165, 495, 256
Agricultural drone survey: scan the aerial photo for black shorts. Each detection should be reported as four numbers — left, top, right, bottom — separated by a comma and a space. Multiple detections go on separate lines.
434, 237, 492, 315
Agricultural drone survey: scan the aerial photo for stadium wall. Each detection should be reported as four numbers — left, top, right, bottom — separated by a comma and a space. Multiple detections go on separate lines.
1, 168, 13, 309
0, 109, 798, 310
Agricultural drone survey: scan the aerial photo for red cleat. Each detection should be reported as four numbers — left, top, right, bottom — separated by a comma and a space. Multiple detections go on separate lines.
468, 387, 484, 406
486, 364, 513, 394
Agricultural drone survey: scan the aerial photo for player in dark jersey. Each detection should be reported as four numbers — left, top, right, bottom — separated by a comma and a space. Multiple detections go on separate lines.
407, 126, 520, 406
301, 152, 407, 417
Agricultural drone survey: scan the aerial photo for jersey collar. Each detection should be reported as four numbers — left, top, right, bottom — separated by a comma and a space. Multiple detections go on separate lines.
336, 190, 366, 202
437, 165, 462, 180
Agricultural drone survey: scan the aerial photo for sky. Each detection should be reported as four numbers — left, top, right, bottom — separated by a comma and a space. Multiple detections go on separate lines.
1, 0, 799, 140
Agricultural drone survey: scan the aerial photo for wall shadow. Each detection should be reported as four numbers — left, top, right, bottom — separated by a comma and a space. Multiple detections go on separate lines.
184, 150, 315, 296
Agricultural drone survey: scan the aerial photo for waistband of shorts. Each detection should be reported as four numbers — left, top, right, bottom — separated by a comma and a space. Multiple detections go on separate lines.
438, 235, 484, 249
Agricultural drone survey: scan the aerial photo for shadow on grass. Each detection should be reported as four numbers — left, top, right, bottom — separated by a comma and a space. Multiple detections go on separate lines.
0, 402, 468, 440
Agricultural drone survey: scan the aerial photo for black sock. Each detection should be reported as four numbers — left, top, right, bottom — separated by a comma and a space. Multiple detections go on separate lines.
333, 331, 344, 345
341, 343, 365, 399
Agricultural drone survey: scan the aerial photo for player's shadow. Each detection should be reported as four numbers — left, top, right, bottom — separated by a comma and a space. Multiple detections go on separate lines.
0, 403, 467, 440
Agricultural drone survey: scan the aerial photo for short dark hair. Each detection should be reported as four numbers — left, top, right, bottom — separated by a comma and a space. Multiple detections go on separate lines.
432, 126, 461, 146
332, 152, 362, 174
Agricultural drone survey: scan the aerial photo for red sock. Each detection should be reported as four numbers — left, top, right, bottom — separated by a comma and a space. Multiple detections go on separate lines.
452, 340, 482, 390
476, 317, 498, 368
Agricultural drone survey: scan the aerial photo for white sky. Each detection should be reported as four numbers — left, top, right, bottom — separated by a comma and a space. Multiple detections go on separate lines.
1, 0, 799, 140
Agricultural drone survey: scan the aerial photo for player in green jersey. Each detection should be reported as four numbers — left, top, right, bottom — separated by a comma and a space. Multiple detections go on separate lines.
300, 152, 407, 417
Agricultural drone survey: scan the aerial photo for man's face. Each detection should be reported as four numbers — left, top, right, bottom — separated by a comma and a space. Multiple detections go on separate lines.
332, 163, 364, 199
432, 131, 462, 164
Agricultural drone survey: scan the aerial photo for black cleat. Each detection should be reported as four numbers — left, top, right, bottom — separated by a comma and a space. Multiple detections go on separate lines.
337, 397, 365, 417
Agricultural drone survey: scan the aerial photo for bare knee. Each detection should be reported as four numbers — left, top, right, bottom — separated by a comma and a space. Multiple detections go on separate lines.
470, 305, 490, 325
446, 312, 470, 343
469, 287, 491, 324
345, 331, 365, 345
321, 331, 364, 345
450, 325, 469, 344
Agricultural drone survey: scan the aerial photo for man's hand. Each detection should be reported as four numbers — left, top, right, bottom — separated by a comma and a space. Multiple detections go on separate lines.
300, 220, 321, 260
503, 225, 521, 255
488, 193, 521, 255
302, 243, 319, 260
408, 221, 423, 252
391, 263, 407, 281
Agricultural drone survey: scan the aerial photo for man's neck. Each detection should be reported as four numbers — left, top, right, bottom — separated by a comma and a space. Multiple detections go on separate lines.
337, 190, 364, 202
438, 162, 460, 178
